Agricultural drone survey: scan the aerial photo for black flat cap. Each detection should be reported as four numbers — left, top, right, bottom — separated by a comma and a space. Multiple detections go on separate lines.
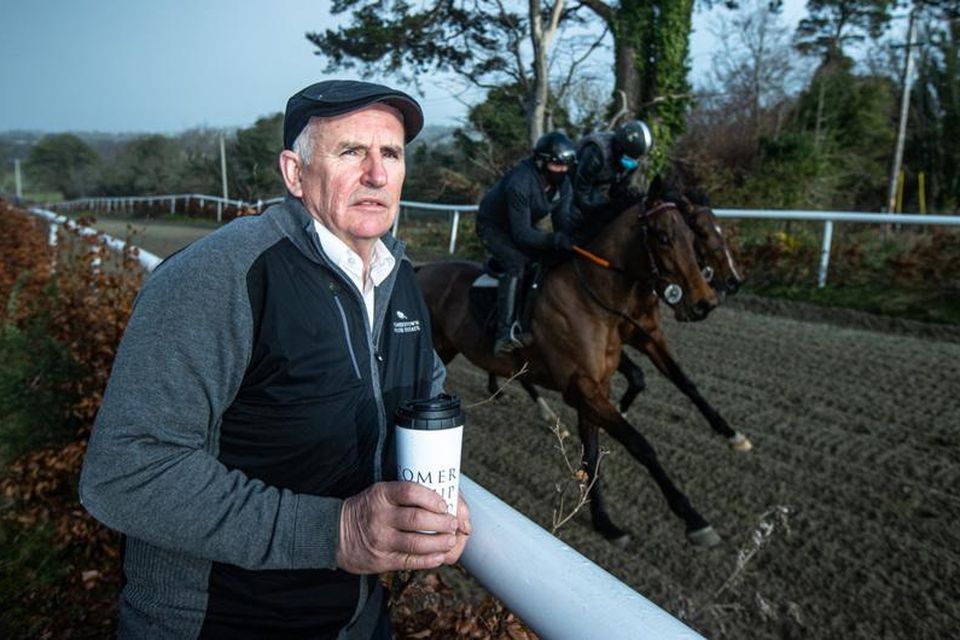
283, 79, 424, 149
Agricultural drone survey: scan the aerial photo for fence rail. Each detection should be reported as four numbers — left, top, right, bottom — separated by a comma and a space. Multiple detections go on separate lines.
41, 194, 960, 287
23, 205, 702, 639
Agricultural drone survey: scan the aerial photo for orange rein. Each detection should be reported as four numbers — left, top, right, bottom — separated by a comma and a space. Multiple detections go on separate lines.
572, 245, 611, 269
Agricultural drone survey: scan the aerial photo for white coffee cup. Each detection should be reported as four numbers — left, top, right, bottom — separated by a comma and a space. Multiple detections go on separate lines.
394, 393, 465, 517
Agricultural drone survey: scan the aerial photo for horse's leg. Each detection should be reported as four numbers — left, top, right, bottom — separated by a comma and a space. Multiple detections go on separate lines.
637, 336, 753, 452
566, 373, 721, 546
616, 351, 647, 414
524, 380, 559, 424
576, 414, 629, 546
486, 373, 501, 397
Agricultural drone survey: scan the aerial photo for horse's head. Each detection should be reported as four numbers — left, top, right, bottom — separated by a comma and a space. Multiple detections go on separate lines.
623, 177, 719, 321
677, 191, 744, 299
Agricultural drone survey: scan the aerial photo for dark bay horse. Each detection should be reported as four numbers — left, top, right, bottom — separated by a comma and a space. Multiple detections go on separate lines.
489, 189, 753, 448
417, 178, 725, 546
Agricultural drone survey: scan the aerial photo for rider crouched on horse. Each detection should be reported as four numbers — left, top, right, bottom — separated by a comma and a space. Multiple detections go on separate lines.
476, 131, 578, 356
573, 120, 654, 235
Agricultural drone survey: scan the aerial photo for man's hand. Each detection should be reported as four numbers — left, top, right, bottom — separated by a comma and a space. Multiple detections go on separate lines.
336, 481, 465, 574
552, 232, 574, 252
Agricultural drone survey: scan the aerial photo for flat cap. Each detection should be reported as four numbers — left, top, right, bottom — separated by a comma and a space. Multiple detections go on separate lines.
283, 79, 424, 149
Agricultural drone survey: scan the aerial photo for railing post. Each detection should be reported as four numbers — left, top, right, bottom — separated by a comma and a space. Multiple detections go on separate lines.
170, 196, 176, 215
448, 210, 460, 254
817, 219, 834, 288
392, 206, 401, 238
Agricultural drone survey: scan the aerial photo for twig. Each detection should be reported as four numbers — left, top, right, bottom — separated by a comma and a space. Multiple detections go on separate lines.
549, 418, 607, 533
466, 362, 530, 409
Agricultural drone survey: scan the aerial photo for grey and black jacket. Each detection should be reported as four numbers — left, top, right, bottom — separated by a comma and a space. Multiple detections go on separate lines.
80, 195, 445, 639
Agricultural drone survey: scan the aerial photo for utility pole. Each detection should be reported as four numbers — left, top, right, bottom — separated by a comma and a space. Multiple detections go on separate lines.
885, 8, 918, 214
14, 158, 23, 203
219, 133, 229, 223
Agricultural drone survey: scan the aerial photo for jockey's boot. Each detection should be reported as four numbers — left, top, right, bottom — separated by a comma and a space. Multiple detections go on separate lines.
494, 274, 521, 356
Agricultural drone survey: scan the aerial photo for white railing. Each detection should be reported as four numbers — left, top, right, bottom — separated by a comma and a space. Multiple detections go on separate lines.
41, 195, 960, 287
21, 205, 701, 639
714, 209, 960, 287
44, 195, 479, 256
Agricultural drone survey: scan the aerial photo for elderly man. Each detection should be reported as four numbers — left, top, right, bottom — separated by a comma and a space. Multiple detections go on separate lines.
80, 80, 470, 639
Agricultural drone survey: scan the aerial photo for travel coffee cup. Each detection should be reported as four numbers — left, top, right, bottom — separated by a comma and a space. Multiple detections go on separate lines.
394, 393, 465, 516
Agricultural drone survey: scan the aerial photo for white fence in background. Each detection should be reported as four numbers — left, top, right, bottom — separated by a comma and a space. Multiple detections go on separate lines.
22, 205, 702, 640
44, 195, 960, 288
713, 209, 960, 287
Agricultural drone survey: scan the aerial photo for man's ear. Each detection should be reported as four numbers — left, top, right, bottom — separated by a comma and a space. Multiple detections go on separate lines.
279, 150, 304, 197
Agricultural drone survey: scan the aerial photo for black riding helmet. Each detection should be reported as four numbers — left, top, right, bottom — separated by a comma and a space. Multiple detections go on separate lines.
614, 120, 654, 159
533, 131, 577, 171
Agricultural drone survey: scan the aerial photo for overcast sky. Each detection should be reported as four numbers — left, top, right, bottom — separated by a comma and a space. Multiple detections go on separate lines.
0, 0, 807, 135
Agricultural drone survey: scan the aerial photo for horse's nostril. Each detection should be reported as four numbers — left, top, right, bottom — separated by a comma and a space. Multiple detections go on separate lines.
726, 277, 741, 293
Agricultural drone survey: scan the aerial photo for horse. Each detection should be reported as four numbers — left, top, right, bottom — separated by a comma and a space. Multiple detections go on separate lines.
417, 177, 726, 546
488, 188, 752, 440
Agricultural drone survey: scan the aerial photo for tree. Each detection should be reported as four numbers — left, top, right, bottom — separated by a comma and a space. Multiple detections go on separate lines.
228, 114, 284, 201
677, 0, 800, 201
99, 135, 182, 196
794, 0, 896, 168
307, 0, 600, 144
26, 134, 100, 199
908, 0, 960, 211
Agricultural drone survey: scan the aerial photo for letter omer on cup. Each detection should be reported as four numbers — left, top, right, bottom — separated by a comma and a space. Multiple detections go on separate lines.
394, 393, 465, 516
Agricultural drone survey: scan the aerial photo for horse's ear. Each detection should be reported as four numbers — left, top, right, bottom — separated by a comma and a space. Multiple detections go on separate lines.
647, 175, 664, 200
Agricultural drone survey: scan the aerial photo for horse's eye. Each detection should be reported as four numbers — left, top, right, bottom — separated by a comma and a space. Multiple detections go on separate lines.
657, 231, 670, 245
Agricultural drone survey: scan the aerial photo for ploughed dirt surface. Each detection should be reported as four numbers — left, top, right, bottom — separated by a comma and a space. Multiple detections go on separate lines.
444, 295, 960, 640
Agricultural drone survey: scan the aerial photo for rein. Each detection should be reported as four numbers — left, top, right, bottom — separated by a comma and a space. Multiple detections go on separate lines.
571, 257, 654, 343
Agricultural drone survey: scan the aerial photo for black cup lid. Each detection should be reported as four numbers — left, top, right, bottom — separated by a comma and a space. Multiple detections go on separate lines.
395, 393, 465, 430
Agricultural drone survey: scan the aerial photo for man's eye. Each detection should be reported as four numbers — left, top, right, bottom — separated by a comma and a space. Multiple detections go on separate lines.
341, 148, 362, 157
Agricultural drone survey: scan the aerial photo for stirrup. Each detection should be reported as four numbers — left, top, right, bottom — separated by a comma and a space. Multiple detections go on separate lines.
509, 323, 533, 347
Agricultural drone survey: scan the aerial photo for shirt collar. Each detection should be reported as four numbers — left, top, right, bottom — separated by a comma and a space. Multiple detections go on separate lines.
313, 219, 395, 287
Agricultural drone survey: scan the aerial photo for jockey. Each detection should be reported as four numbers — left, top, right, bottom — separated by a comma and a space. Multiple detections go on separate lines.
476, 131, 578, 356
574, 119, 654, 229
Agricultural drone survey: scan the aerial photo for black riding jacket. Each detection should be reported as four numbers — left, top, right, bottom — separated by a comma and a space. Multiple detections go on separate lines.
574, 132, 638, 217
477, 158, 576, 254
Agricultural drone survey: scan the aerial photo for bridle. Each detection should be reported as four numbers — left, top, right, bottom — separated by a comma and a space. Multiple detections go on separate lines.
570, 199, 688, 336
682, 204, 728, 283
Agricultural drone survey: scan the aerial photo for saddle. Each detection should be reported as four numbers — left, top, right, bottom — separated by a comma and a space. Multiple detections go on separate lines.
468, 257, 546, 339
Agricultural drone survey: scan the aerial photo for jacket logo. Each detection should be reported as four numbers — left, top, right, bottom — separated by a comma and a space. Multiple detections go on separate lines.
393, 310, 421, 334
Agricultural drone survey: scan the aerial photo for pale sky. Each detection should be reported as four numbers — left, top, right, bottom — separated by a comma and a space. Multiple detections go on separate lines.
0, 0, 808, 135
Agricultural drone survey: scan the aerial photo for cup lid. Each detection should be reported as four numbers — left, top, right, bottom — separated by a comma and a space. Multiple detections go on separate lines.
395, 393, 465, 430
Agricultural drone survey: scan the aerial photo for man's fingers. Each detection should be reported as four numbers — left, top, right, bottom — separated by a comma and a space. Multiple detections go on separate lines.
381, 481, 450, 513
391, 505, 458, 534
391, 530, 458, 556
399, 552, 448, 571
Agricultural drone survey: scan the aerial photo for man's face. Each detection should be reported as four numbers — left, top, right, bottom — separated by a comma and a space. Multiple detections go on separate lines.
284, 104, 405, 257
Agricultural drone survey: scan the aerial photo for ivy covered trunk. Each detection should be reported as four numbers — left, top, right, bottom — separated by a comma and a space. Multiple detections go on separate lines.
608, 0, 694, 172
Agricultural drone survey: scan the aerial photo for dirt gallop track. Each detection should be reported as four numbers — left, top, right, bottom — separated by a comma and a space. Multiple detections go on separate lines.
448, 297, 960, 639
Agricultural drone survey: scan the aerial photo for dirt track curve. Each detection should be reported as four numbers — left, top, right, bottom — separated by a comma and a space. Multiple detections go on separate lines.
446, 295, 960, 640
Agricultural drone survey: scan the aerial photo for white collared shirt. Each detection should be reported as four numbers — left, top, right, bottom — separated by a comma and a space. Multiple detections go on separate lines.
314, 220, 396, 332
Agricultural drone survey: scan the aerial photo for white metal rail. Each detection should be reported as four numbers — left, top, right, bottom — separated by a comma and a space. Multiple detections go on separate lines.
713, 209, 960, 287
41, 195, 960, 287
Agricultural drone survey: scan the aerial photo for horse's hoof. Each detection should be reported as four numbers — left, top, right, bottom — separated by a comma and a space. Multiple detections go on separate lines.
729, 432, 753, 453
687, 525, 722, 547
609, 532, 631, 549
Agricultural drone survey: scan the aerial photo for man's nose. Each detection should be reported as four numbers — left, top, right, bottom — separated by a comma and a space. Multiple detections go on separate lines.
362, 153, 388, 188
